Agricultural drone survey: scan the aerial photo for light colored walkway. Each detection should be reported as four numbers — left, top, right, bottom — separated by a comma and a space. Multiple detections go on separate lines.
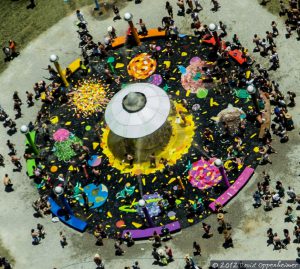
0, 0, 300, 268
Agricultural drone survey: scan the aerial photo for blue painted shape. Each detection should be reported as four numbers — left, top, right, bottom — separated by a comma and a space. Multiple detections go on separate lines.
179, 34, 186, 38
78, 183, 108, 209
178, 65, 186, 75
48, 197, 87, 232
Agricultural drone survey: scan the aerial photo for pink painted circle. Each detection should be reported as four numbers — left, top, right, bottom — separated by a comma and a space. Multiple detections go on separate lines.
53, 128, 70, 142
181, 58, 214, 93
188, 158, 222, 190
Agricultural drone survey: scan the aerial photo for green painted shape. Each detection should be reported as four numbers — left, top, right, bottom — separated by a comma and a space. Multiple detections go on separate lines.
235, 89, 250, 99
26, 158, 36, 177
196, 88, 208, 99
25, 131, 36, 146
107, 56, 115, 63
54, 136, 83, 162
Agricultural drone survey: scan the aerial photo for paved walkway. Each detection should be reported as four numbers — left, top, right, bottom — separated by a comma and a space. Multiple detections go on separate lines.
0, 0, 300, 268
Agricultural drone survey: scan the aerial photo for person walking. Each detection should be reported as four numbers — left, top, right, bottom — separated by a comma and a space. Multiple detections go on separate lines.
287, 91, 296, 107
193, 241, 201, 256
202, 222, 213, 238
211, 0, 220, 12
177, 0, 185, 16
152, 247, 160, 264
11, 155, 22, 170
6, 140, 16, 155
194, 0, 203, 11
165, 1, 173, 18
26, 91, 34, 107
266, 31, 276, 47
14, 100, 22, 119
3, 174, 13, 192
0, 154, 4, 167
76, 10, 86, 23
60, 231, 67, 248
253, 34, 262, 52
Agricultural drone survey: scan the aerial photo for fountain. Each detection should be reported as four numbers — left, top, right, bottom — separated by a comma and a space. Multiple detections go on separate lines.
105, 83, 172, 162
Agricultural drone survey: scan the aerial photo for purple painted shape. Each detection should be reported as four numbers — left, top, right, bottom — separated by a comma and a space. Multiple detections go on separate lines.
189, 57, 201, 65
209, 167, 254, 211
121, 221, 181, 240
149, 74, 163, 86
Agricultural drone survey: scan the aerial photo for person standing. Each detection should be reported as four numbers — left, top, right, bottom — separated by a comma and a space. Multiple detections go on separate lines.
149, 153, 156, 168
165, 245, 173, 261
94, 254, 105, 268
219, 21, 227, 37
113, 5, 121, 21
223, 229, 234, 248
138, 19, 148, 36
3, 174, 13, 192
31, 229, 40, 245
9, 40, 18, 57
271, 21, 279, 36
107, 26, 117, 39
132, 261, 140, 269
27, 0, 36, 9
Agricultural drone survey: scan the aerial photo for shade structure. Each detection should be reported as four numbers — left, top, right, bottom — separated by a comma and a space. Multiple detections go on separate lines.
105, 83, 171, 138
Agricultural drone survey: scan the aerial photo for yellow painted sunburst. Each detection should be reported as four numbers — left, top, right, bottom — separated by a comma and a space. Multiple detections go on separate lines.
100, 103, 195, 175
69, 80, 109, 117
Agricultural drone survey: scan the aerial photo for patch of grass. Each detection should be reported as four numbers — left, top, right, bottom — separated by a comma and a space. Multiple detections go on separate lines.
257, 0, 290, 14
0, 0, 100, 73
0, 238, 14, 264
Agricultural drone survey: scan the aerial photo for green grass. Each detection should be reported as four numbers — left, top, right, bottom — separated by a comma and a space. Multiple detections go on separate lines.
0, 238, 14, 265
257, 0, 290, 14
0, 0, 98, 73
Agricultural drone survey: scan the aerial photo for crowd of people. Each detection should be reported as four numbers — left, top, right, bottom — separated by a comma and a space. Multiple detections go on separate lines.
1, 0, 300, 268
